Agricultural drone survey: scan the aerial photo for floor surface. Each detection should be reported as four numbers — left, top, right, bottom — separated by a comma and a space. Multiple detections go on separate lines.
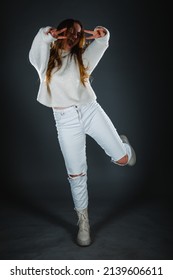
0, 184, 172, 260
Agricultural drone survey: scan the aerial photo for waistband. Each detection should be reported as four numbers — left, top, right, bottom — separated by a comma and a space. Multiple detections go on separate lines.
53, 100, 97, 113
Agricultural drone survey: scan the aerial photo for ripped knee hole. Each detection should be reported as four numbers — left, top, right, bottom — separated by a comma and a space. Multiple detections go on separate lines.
68, 173, 86, 179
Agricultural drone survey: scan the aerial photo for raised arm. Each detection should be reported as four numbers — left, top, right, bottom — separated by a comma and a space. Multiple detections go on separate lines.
29, 27, 67, 79
82, 26, 110, 74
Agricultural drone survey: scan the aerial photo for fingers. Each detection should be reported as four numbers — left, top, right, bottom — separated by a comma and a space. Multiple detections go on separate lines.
49, 27, 67, 39
57, 36, 67, 39
84, 29, 94, 34
84, 28, 106, 39
56, 28, 67, 39
84, 30, 95, 40
57, 27, 67, 34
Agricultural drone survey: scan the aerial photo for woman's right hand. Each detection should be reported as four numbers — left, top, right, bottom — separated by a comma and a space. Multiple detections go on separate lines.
47, 27, 67, 39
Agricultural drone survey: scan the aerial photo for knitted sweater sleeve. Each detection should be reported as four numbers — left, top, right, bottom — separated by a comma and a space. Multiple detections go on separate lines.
29, 26, 57, 79
82, 27, 110, 74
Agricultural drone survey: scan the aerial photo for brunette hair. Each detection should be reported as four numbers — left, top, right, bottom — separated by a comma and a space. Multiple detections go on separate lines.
46, 18, 89, 92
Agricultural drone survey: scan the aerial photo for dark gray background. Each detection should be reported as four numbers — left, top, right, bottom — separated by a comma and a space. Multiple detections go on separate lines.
1, 0, 172, 260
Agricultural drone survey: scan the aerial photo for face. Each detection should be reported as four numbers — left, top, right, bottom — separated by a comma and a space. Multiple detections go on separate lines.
63, 22, 82, 51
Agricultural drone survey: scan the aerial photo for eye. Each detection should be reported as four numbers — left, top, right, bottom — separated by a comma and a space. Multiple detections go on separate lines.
77, 32, 81, 37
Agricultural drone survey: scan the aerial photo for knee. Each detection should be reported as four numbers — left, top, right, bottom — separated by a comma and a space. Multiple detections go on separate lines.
68, 173, 86, 179
115, 155, 128, 166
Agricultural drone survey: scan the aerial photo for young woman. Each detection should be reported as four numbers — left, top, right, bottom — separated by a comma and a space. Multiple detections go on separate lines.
29, 18, 136, 247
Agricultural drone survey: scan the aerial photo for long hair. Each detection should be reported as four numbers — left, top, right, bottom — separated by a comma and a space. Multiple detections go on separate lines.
46, 18, 89, 92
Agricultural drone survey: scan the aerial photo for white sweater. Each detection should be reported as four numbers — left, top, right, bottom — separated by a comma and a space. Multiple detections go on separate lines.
29, 26, 110, 107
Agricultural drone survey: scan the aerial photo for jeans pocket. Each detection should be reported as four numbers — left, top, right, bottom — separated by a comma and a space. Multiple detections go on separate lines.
53, 110, 62, 122
53, 107, 78, 127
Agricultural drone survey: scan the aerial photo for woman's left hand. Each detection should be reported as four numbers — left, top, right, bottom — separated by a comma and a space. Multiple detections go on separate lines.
84, 27, 107, 39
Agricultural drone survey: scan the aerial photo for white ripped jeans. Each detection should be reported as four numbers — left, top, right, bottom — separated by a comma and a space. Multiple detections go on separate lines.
53, 101, 131, 210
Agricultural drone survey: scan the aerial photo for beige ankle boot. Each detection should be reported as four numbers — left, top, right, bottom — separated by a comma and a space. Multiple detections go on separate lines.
75, 208, 91, 246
